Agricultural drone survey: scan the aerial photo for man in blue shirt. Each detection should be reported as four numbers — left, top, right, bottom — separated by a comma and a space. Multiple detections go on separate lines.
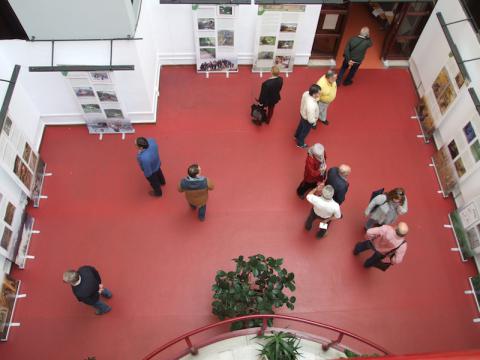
136, 137, 166, 197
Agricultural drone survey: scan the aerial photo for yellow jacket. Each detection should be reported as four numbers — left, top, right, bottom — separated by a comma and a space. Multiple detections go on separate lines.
317, 75, 337, 104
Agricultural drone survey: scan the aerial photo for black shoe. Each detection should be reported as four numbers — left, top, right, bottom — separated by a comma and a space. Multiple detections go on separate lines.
353, 244, 360, 256
296, 143, 308, 149
95, 307, 112, 315
343, 81, 353, 86
149, 191, 162, 197
322, 120, 329, 126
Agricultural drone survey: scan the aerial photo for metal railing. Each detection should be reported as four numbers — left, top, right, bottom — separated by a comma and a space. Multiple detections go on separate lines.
142, 314, 390, 360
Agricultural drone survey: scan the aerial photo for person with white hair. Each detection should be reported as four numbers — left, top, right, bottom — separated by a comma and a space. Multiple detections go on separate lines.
304, 184, 341, 239
296, 143, 327, 198
316, 70, 337, 125
337, 27, 372, 86
325, 164, 351, 205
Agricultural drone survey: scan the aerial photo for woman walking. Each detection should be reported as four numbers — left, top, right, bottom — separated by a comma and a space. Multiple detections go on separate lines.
364, 188, 408, 229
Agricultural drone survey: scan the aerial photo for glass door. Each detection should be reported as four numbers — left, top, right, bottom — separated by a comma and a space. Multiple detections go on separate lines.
381, 2, 434, 60
311, 3, 350, 59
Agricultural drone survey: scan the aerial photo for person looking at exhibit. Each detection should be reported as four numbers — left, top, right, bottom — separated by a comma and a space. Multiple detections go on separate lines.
258, 65, 283, 124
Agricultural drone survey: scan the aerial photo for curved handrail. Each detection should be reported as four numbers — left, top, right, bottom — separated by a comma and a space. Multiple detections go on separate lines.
142, 314, 390, 360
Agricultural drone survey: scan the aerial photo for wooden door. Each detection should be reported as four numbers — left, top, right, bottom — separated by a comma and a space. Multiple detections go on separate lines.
311, 4, 350, 59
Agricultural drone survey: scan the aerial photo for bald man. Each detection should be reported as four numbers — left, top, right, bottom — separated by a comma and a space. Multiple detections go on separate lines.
353, 222, 408, 269
325, 164, 351, 205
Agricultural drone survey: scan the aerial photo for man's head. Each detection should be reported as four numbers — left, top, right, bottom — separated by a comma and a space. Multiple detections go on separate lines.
136, 137, 149, 150
271, 65, 280, 77
309, 84, 321, 100
396, 222, 409, 237
322, 185, 335, 200
360, 27, 370, 38
339, 164, 351, 177
325, 70, 337, 84
63, 270, 80, 285
188, 164, 201, 178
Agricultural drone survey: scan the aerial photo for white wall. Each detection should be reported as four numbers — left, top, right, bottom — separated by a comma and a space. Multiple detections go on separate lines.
8, 0, 139, 40
410, 0, 480, 205
153, 3, 321, 65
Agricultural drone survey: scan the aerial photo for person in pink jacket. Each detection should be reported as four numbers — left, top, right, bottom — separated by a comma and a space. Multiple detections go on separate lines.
353, 222, 408, 268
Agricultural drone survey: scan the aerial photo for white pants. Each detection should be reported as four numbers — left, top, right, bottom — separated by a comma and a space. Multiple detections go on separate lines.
318, 101, 329, 122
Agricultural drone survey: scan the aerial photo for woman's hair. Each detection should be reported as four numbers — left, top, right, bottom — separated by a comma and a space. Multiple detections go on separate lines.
386, 187, 406, 204
271, 66, 280, 76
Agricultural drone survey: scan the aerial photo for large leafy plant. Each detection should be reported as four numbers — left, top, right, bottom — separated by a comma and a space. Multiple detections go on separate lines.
212, 254, 296, 330
258, 331, 301, 360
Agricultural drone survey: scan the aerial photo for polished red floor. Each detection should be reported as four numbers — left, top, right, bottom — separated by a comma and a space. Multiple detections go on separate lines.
2, 66, 480, 359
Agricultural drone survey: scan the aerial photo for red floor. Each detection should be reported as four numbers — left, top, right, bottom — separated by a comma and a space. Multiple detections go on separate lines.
2, 66, 480, 359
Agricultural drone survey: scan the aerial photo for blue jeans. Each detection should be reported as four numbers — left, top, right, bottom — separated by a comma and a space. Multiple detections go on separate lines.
92, 288, 112, 314
190, 204, 207, 221
337, 58, 360, 84
294, 117, 313, 146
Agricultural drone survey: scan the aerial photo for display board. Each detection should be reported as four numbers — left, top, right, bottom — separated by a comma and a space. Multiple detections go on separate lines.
418, 52, 467, 138
0, 114, 45, 198
65, 71, 135, 135
450, 197, 480, 260
252, 5, 306, 73
13, 213, 34, 269
0, 274, 20, 341
192, 5, 239, 73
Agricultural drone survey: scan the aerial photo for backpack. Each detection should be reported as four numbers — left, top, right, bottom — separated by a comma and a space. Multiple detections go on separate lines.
251, 103, 266, 126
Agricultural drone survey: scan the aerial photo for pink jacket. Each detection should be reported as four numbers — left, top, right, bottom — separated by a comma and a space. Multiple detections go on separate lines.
365, 225, 407, 264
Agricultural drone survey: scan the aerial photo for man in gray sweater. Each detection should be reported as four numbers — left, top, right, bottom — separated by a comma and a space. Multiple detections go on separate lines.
337, 27, 372, 86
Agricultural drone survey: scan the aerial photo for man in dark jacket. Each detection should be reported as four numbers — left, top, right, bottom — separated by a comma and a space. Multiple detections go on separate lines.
136, 137, 166, 197
325, 164, 351, 205
337, 27, 372, 86
63, 266, 112, 315
178, 164, 214, 221
258, 66, 283, 124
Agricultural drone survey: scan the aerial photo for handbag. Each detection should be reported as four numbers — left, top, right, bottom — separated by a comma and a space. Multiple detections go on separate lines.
372, 240, 406, 272
251, 103, 266, 126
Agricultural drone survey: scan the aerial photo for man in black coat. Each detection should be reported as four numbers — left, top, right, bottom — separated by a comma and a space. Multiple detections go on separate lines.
258, 65, 283, 124
325, 164, 351, 205
63, 265, 112, 315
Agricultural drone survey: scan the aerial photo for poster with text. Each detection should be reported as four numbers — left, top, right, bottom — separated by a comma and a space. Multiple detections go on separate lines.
193, 5, 238, 73
253, 5, 305, 73
0, 274, 20, 341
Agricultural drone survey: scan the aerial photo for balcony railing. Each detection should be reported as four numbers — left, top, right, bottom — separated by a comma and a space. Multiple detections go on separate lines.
142, 314, 390, 360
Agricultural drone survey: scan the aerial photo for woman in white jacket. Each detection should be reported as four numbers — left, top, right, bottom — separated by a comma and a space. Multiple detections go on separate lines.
365, 188, 408, 229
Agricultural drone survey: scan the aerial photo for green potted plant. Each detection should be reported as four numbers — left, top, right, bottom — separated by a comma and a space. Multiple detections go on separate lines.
212, 254, 296, 330
257, 331, 301, 360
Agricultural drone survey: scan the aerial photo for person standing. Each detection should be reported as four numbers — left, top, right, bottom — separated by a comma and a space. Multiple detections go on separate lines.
258, 65, 283, 124
178, 164, 214, 221
294, 84, 321, 149
353, 222, 408, 269
316, 70, 337, 125
325, 164, 351, 205
304, 185, 341, 238
63, 266, 112, 315
136, 137, 166, 197
296, 143, 327, 199
365, 188, 408, 229
337, 27, 372, 86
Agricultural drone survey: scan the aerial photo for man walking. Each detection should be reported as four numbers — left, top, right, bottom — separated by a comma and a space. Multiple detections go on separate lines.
337, 27, 372, 86
316, 70, 337, 125
304, 184, 341, 238
294, 84, 321, 149
325, 164, 351, 205
258, 65, 283, 124
178, 164, 214, 221
63, 266, 112, 315
136, 137, 166, 197
353, 222, 408, 269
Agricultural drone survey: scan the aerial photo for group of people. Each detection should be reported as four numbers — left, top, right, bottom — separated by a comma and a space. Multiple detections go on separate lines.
62, 26, 406, 316
199, 59, 236, 72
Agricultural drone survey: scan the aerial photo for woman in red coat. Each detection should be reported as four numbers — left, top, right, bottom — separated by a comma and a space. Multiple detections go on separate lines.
296, 143, 327, 198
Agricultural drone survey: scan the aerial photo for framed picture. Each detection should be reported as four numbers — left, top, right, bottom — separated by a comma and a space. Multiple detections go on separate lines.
13, 156, 33, 189
0, 228, 12, 250
81, 104, 102, 114
454, 157, 466, 177
104, 109, 124, 119
258, 51, 274, 60
73, 87, 95, 98
217, 5, 235, 17
259, 36, 276, 46
2, 116, 12, 136
89, 72, 111, 82
463, 122, 476, 143
200, 48, 216, 60
280, 23, 297, 33
22, 143, 31, 163
198, 18, 215, 31
277, 40, 294, 49
96, 90, 118, 102
471, 140, 480, 162
448, 140, 459, 159
199, 37, 216, 47
4, 203, 15, 225
217, 30, 234, 47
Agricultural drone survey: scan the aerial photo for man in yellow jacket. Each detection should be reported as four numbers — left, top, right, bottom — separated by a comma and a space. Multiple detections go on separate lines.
316, 70, 337, 126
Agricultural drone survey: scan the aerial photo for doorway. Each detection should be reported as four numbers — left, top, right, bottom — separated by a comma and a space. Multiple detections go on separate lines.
311, 1, 434, 67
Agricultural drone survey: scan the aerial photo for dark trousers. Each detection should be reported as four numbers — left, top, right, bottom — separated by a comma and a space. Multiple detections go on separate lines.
146, 168, 166, 195
266, 105, 275, 123
294, 117, 313, 146
190, 203, 207, 221
354, 240, 385, 268
296, 181, 316, 198
337, 58, 361, 85
305, 208, 329, 238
